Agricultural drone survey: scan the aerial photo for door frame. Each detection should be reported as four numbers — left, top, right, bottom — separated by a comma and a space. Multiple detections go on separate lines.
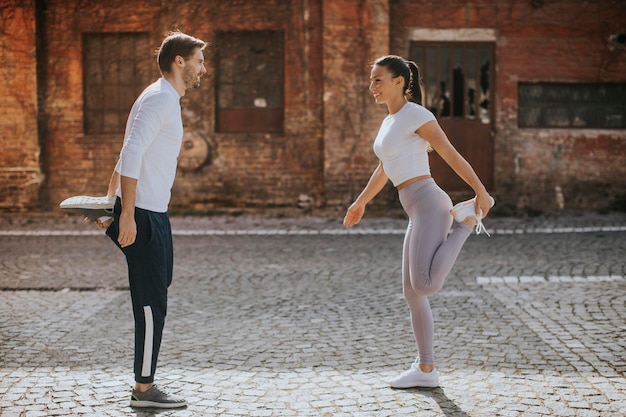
405, 29, 496, 192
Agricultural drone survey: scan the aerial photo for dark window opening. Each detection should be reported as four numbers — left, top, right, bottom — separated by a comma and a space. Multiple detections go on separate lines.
410, 43, 492, 124
83, 32, 152, 134
518, 82, 626, 129
216, 30, 284, 133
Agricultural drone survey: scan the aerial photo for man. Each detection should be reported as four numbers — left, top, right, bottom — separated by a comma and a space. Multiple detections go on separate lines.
95, 31, 206, 409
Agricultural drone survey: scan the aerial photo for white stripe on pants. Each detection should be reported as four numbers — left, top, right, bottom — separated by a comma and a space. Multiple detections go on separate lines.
141, 305, 154, 378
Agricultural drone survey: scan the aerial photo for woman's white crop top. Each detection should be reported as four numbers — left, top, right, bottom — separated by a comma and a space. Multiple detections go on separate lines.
372, 102, 436, 186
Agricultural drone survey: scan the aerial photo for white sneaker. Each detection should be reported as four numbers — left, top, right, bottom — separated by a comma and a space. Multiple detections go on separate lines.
59, 195, 116, 221
389, 363, 439, 389
450, 196, 495, 236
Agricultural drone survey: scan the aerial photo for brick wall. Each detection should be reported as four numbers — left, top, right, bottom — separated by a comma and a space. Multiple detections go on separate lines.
495, 1, 626, 213
1, 0, 625, 216
390, 0, 626, 213
37, 0, 326, 214
0, 1, 41, 211
321, 0, 392, 208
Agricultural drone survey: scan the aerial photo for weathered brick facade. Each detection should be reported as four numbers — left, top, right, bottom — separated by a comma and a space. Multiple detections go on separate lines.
390, 0, 626, 213
1, 0, 625, 215
0, 2, 41, 210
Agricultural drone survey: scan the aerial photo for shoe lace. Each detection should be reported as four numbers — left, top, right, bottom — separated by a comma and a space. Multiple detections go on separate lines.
474, 218, 491, 237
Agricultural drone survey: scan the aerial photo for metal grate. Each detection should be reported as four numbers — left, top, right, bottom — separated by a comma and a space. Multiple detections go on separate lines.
82, 32, 152, 134
216, 31, 284, 133
410, 43, 493, 124
519, 82, 626, 129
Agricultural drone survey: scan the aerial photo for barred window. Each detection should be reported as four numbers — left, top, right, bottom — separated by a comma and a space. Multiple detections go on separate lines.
518, 83, 626, 129
410, 43, 493, 124
216, 30, 284, 133
83, 32, 152, 134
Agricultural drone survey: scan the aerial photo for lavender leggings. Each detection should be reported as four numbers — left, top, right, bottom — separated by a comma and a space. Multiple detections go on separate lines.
398, 178, 472, 365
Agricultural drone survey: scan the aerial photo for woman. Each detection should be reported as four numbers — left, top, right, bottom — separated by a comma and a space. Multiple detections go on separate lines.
343, 55, 494, 389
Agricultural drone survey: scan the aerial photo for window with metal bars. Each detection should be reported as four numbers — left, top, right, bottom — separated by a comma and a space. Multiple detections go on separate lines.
83, 32, 152, 134
518, 82, 626, 129
215, 30, 284, 133
409, 43, 493, 124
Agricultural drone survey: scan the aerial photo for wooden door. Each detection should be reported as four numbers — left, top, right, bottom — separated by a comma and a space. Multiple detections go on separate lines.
409, 43, 495, 191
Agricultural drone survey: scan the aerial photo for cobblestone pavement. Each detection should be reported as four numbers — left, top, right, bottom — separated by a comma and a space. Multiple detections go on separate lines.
1, 213, 625, 416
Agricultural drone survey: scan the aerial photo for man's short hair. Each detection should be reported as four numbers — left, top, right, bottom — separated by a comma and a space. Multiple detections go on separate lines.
157, 31, 207, 74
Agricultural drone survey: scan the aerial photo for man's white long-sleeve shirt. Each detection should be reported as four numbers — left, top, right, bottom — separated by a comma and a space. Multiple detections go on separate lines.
115, 78, 183, 212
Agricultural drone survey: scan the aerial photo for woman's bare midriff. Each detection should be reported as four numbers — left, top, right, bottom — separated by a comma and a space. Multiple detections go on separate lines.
396, 174, 432, 190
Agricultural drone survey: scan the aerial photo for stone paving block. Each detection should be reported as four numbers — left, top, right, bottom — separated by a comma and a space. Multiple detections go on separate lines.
1, 217, 626, 415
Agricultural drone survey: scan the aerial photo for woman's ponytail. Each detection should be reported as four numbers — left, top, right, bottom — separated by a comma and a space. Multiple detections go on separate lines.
405, 60, 424, 106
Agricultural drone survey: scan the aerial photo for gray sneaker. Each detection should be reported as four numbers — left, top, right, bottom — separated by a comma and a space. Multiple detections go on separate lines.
130, 385, 187, 408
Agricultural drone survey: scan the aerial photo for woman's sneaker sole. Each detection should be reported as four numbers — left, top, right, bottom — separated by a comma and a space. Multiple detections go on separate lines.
450, 196, 495, 236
